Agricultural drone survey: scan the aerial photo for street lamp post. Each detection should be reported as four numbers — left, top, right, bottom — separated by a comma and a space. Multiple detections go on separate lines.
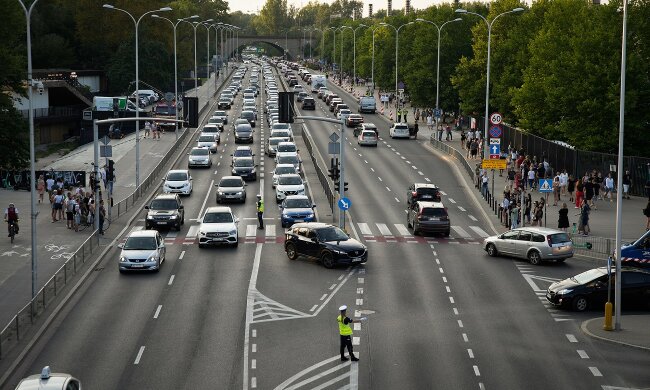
180, 19, 213, 97
370, 26, 381, 94
103, 4, 172, 190
456, 7, 524, 158
285, 30, 289, 60
415, 18, 462, 131
215, 23, 226, 78
152, 14, 199, 140
380, 22, 414, 111
327, 27, 337, 70
351, 24, 367, 87
201, 20, 214, 98
340, 26, 352, 85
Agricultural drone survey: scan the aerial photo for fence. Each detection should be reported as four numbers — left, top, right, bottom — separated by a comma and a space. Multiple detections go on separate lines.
302, 124, 335, 212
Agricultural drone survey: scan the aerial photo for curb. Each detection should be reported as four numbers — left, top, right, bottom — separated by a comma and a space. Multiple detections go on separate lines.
580, 317, 650, 352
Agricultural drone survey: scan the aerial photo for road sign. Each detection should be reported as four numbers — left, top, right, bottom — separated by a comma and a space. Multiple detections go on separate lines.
434, 108, 442, 118
489, 138, 501, 145
100, 145, 113, 158
329, 132, 340, 143
489, 144, 500, 158
481, 159, 507, 170
489, 125, 502, 138
538, 179, 553, 193
398, 88, 404, 94
489, 112, 503, 125
328, 142, 340, 155
101, 135, 111, 145
338, 197, 351, 211
165, 92, 175, 102
398, 81, 404, 90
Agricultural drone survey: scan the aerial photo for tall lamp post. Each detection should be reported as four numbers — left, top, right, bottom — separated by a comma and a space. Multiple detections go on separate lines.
327, 27, 337, 70
201, 20, 214, 98
340, 26, 352, 84
351, 24, 367, 87
16, 0, 40, 299
180, 19, 213, 97
415, 17, 462, 130
103, 4, 172, 189
215, 23, 227, 78
152, 14, 199, 140
455, 7, 524, 158
370, 25, 382, 94
379, 21, 414, 99
284, 30, 289, 60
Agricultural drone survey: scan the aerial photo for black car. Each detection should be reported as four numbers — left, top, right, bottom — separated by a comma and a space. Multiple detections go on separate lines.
546, 267, 650, 311
217, 98, 231, 109
235, 124, 254, 144
231, 157, 257, 181
407, 183, 442, 204
144, 194, 185, 231
284, 222, 367, 268
302, 97, 316, 110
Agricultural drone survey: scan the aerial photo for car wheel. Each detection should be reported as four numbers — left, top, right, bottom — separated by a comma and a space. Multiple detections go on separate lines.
181, 215, 185, 225
412, 223, 420, 236
444, 230, 450, 237
176, 222, 182, 231
486, 244, 498, 257
528, 250, 542, 265
286, 243, 298, 260
572, 295, 588, 312
321, 251, 335, 269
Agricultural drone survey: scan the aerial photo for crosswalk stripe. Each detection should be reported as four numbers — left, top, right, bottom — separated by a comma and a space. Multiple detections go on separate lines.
186, 225, 199, 238
469, 226, 490, 238
394, 224, 411, 236
448, 198, 456, 204
451, 226, 472, 239
357, 223, 372, 235
265, 225, 276, 237
376, 223, 392, 236
166, 231, 178, 238
246, 224, 257, 237
440, 191, 447, 196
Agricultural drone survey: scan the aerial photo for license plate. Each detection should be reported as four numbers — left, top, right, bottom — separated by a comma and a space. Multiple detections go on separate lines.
293, 219, 303, 223
351, 257, 362, 263
131, 264, 144, 268
422, 195, 432, 199
157, 221, 167, 225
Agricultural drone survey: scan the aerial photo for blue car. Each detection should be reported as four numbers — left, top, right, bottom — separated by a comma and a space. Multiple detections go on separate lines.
280, 195, 316, 228
620, 230, 650, 268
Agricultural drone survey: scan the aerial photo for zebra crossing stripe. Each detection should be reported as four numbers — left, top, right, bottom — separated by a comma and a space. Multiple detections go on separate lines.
246, 224, 257, 237
356, 223, 372, 235
394, 224, 411, 236
186, 225, 199, 238
469, 226, 489, 238
376, 223, 392, 236
265, 225, 275, 238
451, 226, 471, 239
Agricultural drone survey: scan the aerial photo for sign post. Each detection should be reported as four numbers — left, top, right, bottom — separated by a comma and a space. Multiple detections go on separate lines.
539, 178, 553, 226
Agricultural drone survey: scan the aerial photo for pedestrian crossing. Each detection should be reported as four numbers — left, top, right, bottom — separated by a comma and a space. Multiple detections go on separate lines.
123, 221, 491, 246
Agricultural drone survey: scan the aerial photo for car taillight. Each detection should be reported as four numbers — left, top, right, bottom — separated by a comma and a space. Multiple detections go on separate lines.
547, 236, 553, 247
411, 191, 418, 198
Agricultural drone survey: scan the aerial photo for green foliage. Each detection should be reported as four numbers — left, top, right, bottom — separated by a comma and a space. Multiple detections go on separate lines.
107, 39, 174, 95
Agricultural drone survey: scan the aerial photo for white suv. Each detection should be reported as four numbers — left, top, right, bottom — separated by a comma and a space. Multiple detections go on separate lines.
275, 174, 305, 202
198, 206, 239, 248
389, 123, 410, 139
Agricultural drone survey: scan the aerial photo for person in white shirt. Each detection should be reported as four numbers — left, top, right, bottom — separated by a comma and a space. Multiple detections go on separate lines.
559, 170, 568, 195
604, 173, 615, 201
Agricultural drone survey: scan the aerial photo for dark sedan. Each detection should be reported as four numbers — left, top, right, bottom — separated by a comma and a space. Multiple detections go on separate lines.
231, 157, 257, 181
284, 222, 367, 268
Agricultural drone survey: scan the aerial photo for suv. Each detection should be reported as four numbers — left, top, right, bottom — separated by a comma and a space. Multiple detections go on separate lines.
145, 194, 185, 230
118, 229, 166, 273
407, 183, 441, 204
216, 176, 247, 203
284, 222, 367, 268
389, 123, 410, 138
484, 227, 574, 265
302, 97, 316, 110
406, 201, 450, 236
198, 206, 239, 248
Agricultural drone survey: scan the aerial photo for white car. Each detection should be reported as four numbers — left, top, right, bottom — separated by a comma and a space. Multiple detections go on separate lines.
163, 169, 193, 195
275, 174, 305, 202
337, 109, 352, 122
197, 133, 219, 153
389, 123, 410, 139
212, 110, 228, 124
276, 154, 301, 174
15, 366, 81, 390
198, 206, 239, 248
118, 229, 166, 273
271, 123, 293, 137
358, 130, 378, 147
272, 164, 297, 187
187, 147, 212, 168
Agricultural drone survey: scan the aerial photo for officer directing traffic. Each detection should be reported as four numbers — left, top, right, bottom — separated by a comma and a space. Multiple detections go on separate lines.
337, 305, 363, 362
256, 194, 264, 229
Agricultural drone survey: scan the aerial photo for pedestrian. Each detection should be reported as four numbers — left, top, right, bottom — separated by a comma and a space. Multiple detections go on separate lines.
574, 179, 584, 208
46, 175, 55, 201
37, 174, 45, 204
74, 195, 82, 232
604, 172, 615, 201
507, 166, 516, 189
578, 201, 591, 236
623, 170, 632, 199
594, 172, 603, 200
552, 175, 561, 206
437, 124, 443, 141
151, 121, 158, 140
501, 197, 511, 225
53, 189, 65, 222
644, 200, 650, 231
256, 194, 264, 229
98, 199, 106, 235
558, 203, 570, 232
527, 168, 536, 189
445, 124, 452, 141
567, 175, 576, 202
65, 192, 76, 229
337, 305, 360, 362
427, 115, 433, 130
470, 139, 478, 160
510, 203, 520, 230
460, 130, 466, 149
481, 172, 489, 198
413, 122, 418, 139
144, 121, 151, 138
531, 201, 540, 226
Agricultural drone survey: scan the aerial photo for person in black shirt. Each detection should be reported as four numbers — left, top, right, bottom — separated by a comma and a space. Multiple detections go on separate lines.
622, 171, 632, 199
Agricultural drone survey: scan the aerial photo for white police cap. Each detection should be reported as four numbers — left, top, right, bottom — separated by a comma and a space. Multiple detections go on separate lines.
339, 305, 347, 311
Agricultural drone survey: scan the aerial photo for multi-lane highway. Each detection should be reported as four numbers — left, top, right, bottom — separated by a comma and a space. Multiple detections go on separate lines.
5, 60, 650, 390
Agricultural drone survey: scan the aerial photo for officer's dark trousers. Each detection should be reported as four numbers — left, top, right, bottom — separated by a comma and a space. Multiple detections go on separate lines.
340, 335, 354, 358
258, 212, 264, 228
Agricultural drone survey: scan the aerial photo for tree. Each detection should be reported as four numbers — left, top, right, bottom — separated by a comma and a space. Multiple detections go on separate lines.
252, 0, 288, 35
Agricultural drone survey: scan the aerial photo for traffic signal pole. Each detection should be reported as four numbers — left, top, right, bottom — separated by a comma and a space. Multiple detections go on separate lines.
338, 119, 345, 230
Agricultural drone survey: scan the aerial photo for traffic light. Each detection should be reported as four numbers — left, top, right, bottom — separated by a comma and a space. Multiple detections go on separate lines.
329, 166, 340, 181
334, 181, 349, 193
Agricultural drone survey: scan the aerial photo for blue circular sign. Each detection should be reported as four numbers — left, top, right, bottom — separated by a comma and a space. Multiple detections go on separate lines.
489, 125, 502, 138
338, 198, 351, 211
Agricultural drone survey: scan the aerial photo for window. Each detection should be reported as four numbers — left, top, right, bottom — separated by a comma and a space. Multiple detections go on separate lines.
220, 178, 243, 187
124, 236, 157, 250
203, 212, 234, 223
549, 233, 571, 244
190, 149, 209, 156
502, 231, 519, 240
531, 233, 546, 242
518, 232, 532, 241
421, 207, 447, 218
167, 172, 188, 181
150, 199, 180, 210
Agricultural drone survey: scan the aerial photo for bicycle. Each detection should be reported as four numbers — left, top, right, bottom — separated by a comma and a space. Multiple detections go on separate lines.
6, 219, 18, 243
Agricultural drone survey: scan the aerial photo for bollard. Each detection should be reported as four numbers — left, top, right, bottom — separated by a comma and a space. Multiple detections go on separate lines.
603, 301, 613, 331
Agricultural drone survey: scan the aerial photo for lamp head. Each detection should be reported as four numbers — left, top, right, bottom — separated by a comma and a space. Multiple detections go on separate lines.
455, 8, 468, 14
512, 7, 525, 12
152, 14, 161, 18
415, 18, 425, 21
453, 17, 463, 22
189, 15, 199, 19
103, 4, 114, 9
158, 7, 172, 12
205, 18, 214, 22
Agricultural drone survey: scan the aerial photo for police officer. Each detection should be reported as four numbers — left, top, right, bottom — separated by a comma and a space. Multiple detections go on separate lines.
256, 194, 264, 229
337, 305, 360, 362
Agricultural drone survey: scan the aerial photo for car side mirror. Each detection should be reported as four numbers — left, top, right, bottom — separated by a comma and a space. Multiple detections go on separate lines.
178, 205, 184, 209
144, 205, 149, 210
117, 243, 124, 249
186, 153, 189, 155
312, 204, 316, 208
311, 237, 318, 243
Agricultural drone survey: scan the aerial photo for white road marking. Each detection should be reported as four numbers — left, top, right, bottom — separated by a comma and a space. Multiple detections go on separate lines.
405, 160, 410, 164
378, 177, 383, 182
458, 206, 466, 212
370, 167, 375, 172
401, 156, 406, 160
418, 171, 424, 176
385, 186, 391, 192
168, 275, 175, 285
179, 250, 185, 260
376, 223, 392, 236
566, 334, 578, 343
252, 344, 257, 353
246, 224, 257, 237
449, 296, 454, 303
153, 305, 162, 319
439, 191, 447, 196
357, 223, 372, 235
196, 179, 215, 219
356, 298, 363, 305
451, 226, 471, 239
252, 359, 256, 369
357, 288, 363, 294
468, 215, 478, 221
448, 198, 456, 204
251, 377, 257, 388
436, 259, 441, 265
265, 225, 275, 237
589, 367, 603, 377
462, 333, 469, 342
577, 350, 589, 359
243, 244, 264, 390
473, 366, 481, 376
364, 160, 368, 164
395, 197, 400, 203
453, 308, 459, 315
329, 284, 337, 290
320, 293, 328, 301
411, 165, 417, 170
439, 268, 445, 274
134, 346, 145, 364
425, 178, 431, 182
358, 277, 364, 284
394, 224, 411, 236
186, 225, 199, 238
445, 286, 451, 293
310, 304, 318, 312
252, 329, 256, 337
338, 274, 345, 281
458, 320, 464, 328
352, 336, 360, 346
468, 349, 474, 358
469, 226, 490, 238
354, 322, 361, 331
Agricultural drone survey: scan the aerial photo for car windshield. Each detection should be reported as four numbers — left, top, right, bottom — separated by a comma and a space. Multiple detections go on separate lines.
220, 179, 243, 187
202, 126, 218, 133
235, 119, 248, 125
278, 144, 296, 153
214, 111, 226, 117
272, 131, 290, 138
422, 207, 447, 217
273, 124, 289, 130
167, 172, 188, 181
219, 98, 230, 102
275, 166, 296, 175
234, 159, 254, 167
241, 112, 254, 119
418, 188, 439, 196
279, 176, 302, 185
285, 198, 312, 208
203, 212, 233, 223
149, 199, 179, 210
236, 126, 252, 132
571, 268, 605, 284
278, 156, 299, 164
317, 227, 349, 242
396, 125, 408, 130
199, 135, 214, 142
549, 233, 571, 244
124, 236, 157, 250
190, 149, 209, 156
361, 131, 376, 138
269, 138, 285, 146
209, 118, 224, 124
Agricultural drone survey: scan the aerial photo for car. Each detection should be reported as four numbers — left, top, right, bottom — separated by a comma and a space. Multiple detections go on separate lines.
276, 154, 301, 173
231, 157, 257, 181
217, 98, 231, 109
346, 113, 364, 127
221, 92, 234, 104
406, 201, 450, 236
483, 227, 574, 265
547, 267, 650, 311
317, 88, 329, 98
187, 147, 212, 168
276, 141, 298, 156
198, 206, 239, 248
240, 110, 256, 127
334, 103, 349, 115
243, 102, 257, 115
235, 123, 254, 144
144, 193, 185, 230
266, 136, 290, 157
216, 176, 247, 203
163, 169, 193, 194
232, 118, 249, 132
329, 98, 343, 112
389, 123, 410, 138
297, 91, 308, 102
275, 174, 305, 202
118, 229, 166, 273
232, 145, 255, 159
243, 92, 255, 101
207, 116, 226, 130
337, 109, 352, 122
280, 195, 316, 228
302, 97, 316, 110
407, 183, 442, 204
293, 84, 304, 93
284, 222, 368, 268
15, 366, 81, 390
357, 130, 378, 146
361, 123, 378, 134
197, 133, 219, 153
270, 129, 292, 141
358, 96, 376, 113
325, 93, 339, 105
212, 110, 228, 124
272, 164, 298, 187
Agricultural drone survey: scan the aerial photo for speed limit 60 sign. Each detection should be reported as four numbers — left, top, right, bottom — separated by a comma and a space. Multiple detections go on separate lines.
489, 112, 503, 125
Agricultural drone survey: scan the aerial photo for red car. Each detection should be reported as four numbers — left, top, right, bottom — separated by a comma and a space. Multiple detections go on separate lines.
346, 114, 364, 128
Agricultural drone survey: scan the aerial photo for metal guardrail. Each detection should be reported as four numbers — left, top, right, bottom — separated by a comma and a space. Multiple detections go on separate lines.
302, 125, 335, 212
429, 136, 476, 181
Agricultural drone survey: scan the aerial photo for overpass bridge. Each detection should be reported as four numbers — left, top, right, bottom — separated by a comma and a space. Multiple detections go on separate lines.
225, 35, 315, 60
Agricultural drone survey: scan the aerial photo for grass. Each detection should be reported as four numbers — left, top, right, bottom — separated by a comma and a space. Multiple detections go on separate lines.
36, 140, 78, 159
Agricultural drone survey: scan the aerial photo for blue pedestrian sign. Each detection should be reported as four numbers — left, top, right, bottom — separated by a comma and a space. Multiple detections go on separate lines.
539, 179, 553, 193
434, 108, 442, 118
338, 197, 351, 211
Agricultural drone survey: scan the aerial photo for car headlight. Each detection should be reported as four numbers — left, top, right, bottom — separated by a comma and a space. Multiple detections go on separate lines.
306, 213, 314, 218
235, 191, 242, 195
332, 249, 346, 254
298, 189, 305, 194
169, 215, 178, 220
146, 215, 154, 220
229, 230, 237, 235
147, 254, 159, 262
217, 190, 224, 195
120, 256, 128, 262
558, 289, 573, 295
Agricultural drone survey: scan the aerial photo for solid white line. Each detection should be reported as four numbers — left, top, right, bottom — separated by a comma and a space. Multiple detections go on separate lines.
448, 198, 457, 204
577, 350, 589, 359
468, 349, 474, 358
179, 250, 185, 260
468, 215, 478, 222
153, 305, 162, 319
168, 275, 175, 286
566, 334, 578, 343
589, 367, 602, 377
134, 346, 145, 365
196, 179, 215, 219
243, 244, 264, 390
473, 366, 481, 376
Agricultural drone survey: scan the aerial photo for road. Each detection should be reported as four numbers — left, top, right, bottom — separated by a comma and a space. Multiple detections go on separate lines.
4, 61, 650, 390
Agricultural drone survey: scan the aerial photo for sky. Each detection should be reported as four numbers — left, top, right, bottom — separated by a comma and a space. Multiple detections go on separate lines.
228, 0, 443, 16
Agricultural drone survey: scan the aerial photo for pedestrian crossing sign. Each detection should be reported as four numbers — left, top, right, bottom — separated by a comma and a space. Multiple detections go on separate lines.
538, 179, 553, 193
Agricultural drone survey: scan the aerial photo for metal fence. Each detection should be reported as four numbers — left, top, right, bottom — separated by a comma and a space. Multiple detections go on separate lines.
302, 124, 335, 212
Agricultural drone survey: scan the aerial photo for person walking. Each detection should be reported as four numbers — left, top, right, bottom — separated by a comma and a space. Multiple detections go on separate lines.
622, 170, 632, 199
578, 200, 591, 236
584, 178, 595, 209
481, 172, 489, 198
524, 193, 532, 224
37, 174, 45, 204
644, 200, 650, 231
460, 130, 466, 149
256, 194, 264, 229
558, 203, 570, 232
567, 175, 576, 202
574, 179, 584, 209
52, 189, 65, 222
65, 192, 76, 230
337, 305, 360, 362
144, 121, 151, 139
552, 175, 561, 206
510, 202, 520, 230
98, 199, 106, 235
604, 173, 615, 201
531, 201, 541, 226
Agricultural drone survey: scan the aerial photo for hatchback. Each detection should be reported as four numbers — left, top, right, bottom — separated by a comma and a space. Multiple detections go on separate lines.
280, 195, 316, 227
118, 229, 166, 273
357, 130, 378, 147
407, 183, 441, 204
267, 137, 290, 157
231, 157, 257, 181
390, 123, 410, 139
187, 147, 211, 168
163, 169, 193, 194
302, 97, 316, 110
407, 201, 450, 236
216, 176, 247, 203
484, 227, 574, 265
275, 174, 305, 202
197, 134, 219, 153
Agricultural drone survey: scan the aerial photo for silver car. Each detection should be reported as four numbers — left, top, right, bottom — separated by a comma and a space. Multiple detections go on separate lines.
357, 130, 378, 146
118, 229, 166, 273
216, 176, 247, 203
483, 227, 574, 265
197, 133, 219, 153
187, 147, 212, 168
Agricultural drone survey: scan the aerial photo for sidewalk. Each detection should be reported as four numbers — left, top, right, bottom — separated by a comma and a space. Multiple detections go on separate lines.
582, 315, 650, 351
0, 71, 224, 327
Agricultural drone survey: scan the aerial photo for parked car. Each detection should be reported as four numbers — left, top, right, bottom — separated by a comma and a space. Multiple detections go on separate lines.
284, 222, 367, 268
118, 229, 166, 273
389, 123, 410, 139
407, 201, 450, 236
484, 227, 574, 265
280, 195, 316, 227
198, 206, 239, 248
216, 176, 247, 203
144, 194, 185, 230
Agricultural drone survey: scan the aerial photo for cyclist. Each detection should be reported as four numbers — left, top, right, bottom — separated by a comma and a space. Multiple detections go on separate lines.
4, 203, 19, 237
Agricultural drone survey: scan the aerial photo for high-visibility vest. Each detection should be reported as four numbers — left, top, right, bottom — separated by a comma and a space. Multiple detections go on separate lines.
337, 315, 353, 335
257, 200, 264, 213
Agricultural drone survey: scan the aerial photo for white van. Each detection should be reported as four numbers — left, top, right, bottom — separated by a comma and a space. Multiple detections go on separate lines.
130, 89, 159, 104
358, 96, 376, 114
